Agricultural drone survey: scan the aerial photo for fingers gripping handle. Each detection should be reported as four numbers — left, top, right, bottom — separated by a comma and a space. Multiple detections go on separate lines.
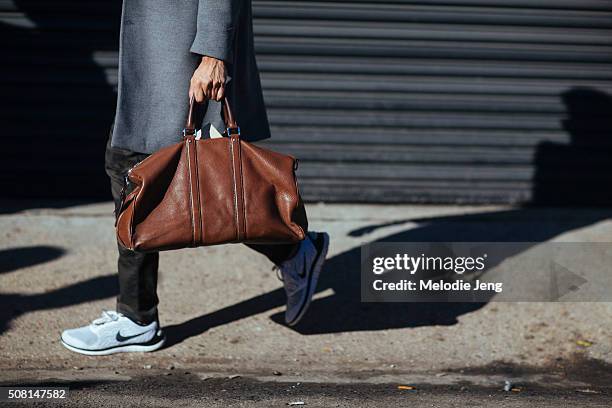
184, 97, 240, 137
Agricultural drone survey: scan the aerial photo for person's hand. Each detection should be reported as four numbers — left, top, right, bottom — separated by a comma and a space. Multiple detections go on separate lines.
189, 56, 227, 102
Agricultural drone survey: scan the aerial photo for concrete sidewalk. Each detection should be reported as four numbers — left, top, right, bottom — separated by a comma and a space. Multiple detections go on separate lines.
1, 201, 611, 406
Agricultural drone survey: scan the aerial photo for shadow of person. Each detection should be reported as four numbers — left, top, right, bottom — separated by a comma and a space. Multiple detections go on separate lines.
288, 207, 612, 334
0, 274, 118, 335
0, 243, 118, 336
532, 87, 612, 205
0, 1, 120, 212
163, 206, 612, 346
0, 246, 65, 274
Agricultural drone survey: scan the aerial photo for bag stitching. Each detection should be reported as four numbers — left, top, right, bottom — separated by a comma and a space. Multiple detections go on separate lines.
185, 139, 196, 247
229, 138, 240, 242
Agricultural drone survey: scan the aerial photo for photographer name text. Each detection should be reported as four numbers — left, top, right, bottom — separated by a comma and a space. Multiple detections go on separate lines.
373, 279, 503, 293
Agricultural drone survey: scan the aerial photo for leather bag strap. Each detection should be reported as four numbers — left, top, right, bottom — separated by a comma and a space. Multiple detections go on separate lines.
184, 97, 240, 137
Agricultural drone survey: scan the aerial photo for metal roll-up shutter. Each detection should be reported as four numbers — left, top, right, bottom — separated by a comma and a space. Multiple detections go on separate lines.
1, 1, 612, 204
254, 0, 612, 204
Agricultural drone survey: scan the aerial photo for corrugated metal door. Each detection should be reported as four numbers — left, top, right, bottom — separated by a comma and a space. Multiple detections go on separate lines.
2, 1, 612, 204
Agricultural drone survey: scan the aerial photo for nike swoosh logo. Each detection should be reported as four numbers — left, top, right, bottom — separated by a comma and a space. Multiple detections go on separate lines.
116, 330, 149, 342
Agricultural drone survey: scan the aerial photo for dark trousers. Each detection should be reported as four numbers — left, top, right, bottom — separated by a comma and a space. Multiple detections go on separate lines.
105, 136, 299, 324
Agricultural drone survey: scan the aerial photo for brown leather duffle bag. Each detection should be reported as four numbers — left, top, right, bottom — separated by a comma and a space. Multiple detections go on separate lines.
115, 98, 307, 252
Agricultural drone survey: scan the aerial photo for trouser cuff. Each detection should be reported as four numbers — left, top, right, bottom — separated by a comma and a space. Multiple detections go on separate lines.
116, 300, 158, 325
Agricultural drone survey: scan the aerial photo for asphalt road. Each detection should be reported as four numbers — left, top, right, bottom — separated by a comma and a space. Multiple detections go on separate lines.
2, 374, 611, 407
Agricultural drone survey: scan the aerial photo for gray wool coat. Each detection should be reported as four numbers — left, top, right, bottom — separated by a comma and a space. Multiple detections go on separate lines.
111, 0, 270, 154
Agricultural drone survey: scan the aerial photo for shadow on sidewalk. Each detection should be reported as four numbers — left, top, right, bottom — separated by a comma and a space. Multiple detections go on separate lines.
163, 206, 612, 346
0, 275, 118, 335
0, 245, 118, 334
0, 246, 65, 275
286, 208, 612, 334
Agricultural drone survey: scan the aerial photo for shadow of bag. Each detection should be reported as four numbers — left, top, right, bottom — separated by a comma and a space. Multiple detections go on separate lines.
115, 97, 307, 252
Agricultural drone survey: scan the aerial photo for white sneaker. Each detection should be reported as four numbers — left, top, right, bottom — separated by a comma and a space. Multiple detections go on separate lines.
278, 231, 329, 326
60, 311, 165, 355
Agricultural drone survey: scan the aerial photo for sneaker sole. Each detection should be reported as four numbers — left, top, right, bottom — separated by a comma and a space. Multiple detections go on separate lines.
60, 332, 165, 356
286, 232, 330, 327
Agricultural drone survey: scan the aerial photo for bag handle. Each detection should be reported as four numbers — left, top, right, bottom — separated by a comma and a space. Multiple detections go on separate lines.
184, 97, 240, 137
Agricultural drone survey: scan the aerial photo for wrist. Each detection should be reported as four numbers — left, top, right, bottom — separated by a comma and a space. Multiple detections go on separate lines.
201, 55, 222, 64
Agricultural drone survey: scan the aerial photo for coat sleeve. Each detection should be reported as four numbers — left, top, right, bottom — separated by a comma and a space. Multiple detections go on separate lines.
190, 0, 242, 64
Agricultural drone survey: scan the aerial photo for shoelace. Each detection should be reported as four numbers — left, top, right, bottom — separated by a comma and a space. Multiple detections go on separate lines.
273, 264, 302, 295
272, 265, 283, 282
271, 236, 310, 282
92, 310, 122, 326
